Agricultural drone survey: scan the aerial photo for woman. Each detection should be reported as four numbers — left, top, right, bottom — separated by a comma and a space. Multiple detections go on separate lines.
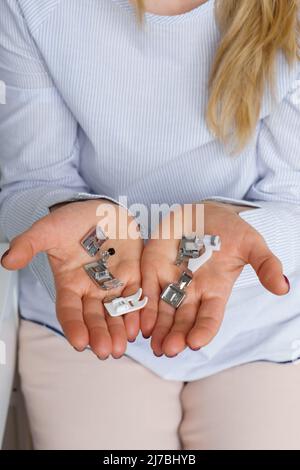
0, 0, 300, 450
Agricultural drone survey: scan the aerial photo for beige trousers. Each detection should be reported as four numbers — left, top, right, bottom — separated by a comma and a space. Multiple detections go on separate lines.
19, 319, 300, 450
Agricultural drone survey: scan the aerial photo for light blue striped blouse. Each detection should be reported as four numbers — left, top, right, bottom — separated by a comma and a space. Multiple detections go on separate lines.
1, 0, 300, 380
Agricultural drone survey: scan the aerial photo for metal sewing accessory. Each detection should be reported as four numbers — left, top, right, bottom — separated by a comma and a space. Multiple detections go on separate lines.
188, 235, 221, 273
84, 261, 124, 290
176, 235, 204, 266
100, 247, 116, 265
104, 288, 148, 317
82, 225, 122, 290
160, 271, 193, 309
81, 226, 108, 257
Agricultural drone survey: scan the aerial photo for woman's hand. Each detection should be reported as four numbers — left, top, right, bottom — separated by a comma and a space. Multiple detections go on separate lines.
140, 202, 290, 357
1, 200, 143, 359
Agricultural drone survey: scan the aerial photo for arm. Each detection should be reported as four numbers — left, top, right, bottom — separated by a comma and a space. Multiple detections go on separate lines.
0, 0, 117, 300
237, 66, 300, 287
199, 66, 300, 289
0, 0, 143, 356
141, 65, 300, 356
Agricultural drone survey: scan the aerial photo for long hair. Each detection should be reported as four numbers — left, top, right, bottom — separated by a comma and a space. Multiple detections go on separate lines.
134, 0, 299, 151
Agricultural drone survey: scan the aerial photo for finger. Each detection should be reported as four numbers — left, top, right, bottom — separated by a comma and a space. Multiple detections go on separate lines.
140, 269, 161, 338
248, 233, 289, 295
105, 313, 128, 359
162, 301, 199, 357
150, 299, 175, 357
186, 296, 226, 350
56, 288, 89, 351
83, 296, 112, 359
1, 216, 54, 270
120, 282, 141, 343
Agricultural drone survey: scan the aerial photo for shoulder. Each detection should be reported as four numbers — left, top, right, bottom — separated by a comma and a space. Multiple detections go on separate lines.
260, 53, 300, 118
0, 0, 55, 86
276, 51, 300, 97
17, 0, 62, 33
17, 0, 119, 36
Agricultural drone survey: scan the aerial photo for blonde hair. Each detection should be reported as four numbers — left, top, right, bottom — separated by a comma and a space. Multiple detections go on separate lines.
135, 0, 299, 151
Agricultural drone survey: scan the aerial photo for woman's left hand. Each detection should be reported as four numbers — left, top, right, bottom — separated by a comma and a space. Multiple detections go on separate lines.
140, 202, 290, 357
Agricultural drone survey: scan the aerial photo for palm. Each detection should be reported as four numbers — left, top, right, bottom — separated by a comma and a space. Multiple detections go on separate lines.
52, 253, 139, 351
141, 203, 288, 357
3, 200, 143, 358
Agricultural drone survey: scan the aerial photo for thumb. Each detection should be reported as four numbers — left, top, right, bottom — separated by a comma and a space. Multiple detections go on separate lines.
248, 233, 289, 296
1, 215, 54, 271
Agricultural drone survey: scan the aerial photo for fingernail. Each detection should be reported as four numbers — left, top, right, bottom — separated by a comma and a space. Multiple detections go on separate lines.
142, 334, 150, 339
154, 352, 163, 358
98, 355, 109, 360
73, 347, 82, 352
283, 275, 290, 292
190, 346, 201, 351
165, 353, 178, 358
1, 249, 10, 264
128, 338, 136, 343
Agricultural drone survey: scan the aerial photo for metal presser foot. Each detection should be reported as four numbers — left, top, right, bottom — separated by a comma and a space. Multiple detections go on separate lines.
81, 226, 108, 257
160, 271, 193, 309
84, 261, 124, 290
175, 235, 204, 266
161, 233, 221, 309
100, 248, 116, 266
187, 235, 221, 273
82, 230, 122, 290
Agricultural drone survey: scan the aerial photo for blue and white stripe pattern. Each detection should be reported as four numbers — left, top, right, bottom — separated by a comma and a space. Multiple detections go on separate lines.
112, 0, 214, 24
0, 0, 300, 380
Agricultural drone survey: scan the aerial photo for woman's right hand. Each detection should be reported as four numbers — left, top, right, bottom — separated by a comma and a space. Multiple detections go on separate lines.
1, 199, 143, 359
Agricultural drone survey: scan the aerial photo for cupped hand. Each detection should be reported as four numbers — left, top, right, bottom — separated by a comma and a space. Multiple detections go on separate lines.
1, 200, 143, 359
140, 202, 289, 358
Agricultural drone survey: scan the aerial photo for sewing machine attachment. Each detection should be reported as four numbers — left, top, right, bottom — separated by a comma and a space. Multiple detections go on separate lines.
160, 271, 192, 309
188, 235, 221, 273
104, 288, 148, 317
100, 248, 116, 265
84, 261, 123, 290
176, 235, 204, 266
81, 226, 108, 257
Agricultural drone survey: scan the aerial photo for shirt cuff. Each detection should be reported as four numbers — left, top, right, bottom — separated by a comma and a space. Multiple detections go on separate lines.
203, 196, 261, 209
235, 201, 300, 289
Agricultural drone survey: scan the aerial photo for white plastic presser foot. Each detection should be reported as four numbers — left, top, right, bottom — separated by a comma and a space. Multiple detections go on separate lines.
188, 235, 221, 273
104, 288, 148, 317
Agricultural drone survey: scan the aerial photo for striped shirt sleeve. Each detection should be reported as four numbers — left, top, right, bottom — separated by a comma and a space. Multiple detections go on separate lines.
203, 67, 300, 289
0, 0, 115, 300
237, 66, 300, 287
